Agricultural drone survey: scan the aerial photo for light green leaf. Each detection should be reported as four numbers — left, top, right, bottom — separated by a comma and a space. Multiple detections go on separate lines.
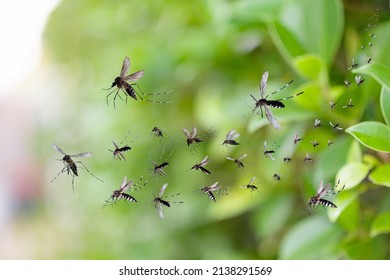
279, 216, 342, 259
369, 164, 390, 188
353, 63, 390, 90
232, 0, 284, 23
380, 86, 390, 125
336, 162, 370, 190
346, 140, 362, 163
346, 121, 390, 153
370, 212, 390, 237
293, 54, 326, 80
328, 189, 361, 223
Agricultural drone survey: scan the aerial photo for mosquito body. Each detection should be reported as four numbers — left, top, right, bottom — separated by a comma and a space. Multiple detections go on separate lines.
330, 121, 343, 131
240, 176, 258, 192
183, 127, 203, 147
104, 56, 170, 108
355, 75, 365, 87
314, 119, 322, 128
344, 80, 351, 88
51, 144, 103, 193
305, 179, 345, 213
103, 176, 147, 208
343, 99, 354, 109
283, 157, 292, 163
293, 132, 303, 145
151, 149, 174, 176
327, 140, 334, 147
108, 133, 136, 161
222, 129, 240, 146
200, 181, 228, 202
273, 173, 281, 181
191, 155, 211, 174
153, 183, 183, 219
329, 99, 337, 109
250, 71, 303, 130
151, 127, 164, 138
304, 153, 313, 162
348, 59, 359, 71
226, 153, 247, 169
311, 140, 320, 148
263, 141, 277, 161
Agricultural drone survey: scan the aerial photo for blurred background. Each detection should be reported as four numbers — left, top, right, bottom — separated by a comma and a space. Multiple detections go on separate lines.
1, 0, 390, 259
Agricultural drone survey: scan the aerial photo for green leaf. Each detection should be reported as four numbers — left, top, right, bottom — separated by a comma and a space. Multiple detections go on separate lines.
371, 212, 390, 237
380, 86, 390, 125
293, 54, 326, 80
232, 0, 284, 23
346, 121, 390, 153
353, 63, 390, 90
279, 216, 342, 259
328, 189, 361, 223
336, 162, 370, 190
346, 140, 362, 163
369, 164, 390, 188
269, 0, 343, 67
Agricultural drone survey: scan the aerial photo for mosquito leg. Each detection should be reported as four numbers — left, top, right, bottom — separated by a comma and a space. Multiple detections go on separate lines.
106, 88, 118, 107
51, 167, 66, 183
76, 161, 104, 182
132, 83, 172, 103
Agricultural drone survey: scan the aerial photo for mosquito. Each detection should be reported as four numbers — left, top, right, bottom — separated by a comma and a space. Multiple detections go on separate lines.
151, 127, 164, 138
51, 144, 103, 193
328, 139, 334, 147
314, 118, 322, 128
226, 153, 247, 169
283, 157, 292, 163
222, 128, 240, 146
329, 99, 337, 109
104, 56, 171, 108
293, 132, 303, 145
304, 179, 345, 213
200, 181, 228, 202
191, 155, 211, 174
304, 152, 313, 162
102, 176, 147, 208
108, 133, 136, 161
344, 80, 351, 88
330, 121, 343, 131
183, 127, 203, 147
273, 173, 281, 181
150, 149, 174, 176
250, 71, 303, 130
343, 99, 354, 109
310, 140, 320, 148
263, 141, 277, 161
348, 58, 359, 70
240, 176, 258, 192
153, 183, 183, 219
355, 75, 365, 87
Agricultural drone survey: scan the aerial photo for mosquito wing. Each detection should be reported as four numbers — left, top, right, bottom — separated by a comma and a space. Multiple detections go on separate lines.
264, 105, 281, 130
159, 183, 168, 197
225, 129, 236, 140
316, 180, 331, 198
237, 153, 247, 160
124, 70, 144, 82
70, 152, 92, 158
157, 201, 164, 219
190, 127, 197, 138
249, 176, 255, 185
52, 143, 66, 156
112, 140, 120, 150
209, 181, 221, 191
182, 128, 190, 138
259, 71, 269, 98
200, 156, 209, 166
120, 56, 130, 78
120, 176, 133, 192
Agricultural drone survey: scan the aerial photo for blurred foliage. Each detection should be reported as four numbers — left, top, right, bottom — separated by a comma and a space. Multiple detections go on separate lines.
16, 0, 390, 259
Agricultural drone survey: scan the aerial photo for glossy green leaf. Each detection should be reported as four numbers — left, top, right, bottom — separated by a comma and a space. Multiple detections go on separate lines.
336, 162, 370, 190
346, 121, 390, 153
369, 164, 390, 188
371, 212, 390, 237
328, 189, 361, 223
293, 54, 326, 80
232, 0, 284, 23
353, 63, 390, 90
346, 141, 362, 163
279, 216, 342, 259
269, 0, 343, 66
380, 86, 390, 125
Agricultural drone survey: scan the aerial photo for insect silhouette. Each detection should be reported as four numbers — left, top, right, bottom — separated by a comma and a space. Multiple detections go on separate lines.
199, 181, 228, 202
304, 179, 345, 213
347, 58, 359, 71
355, 75, 365, 87
103, 176, 147, 208
151, 127, 164, 138
330, 121, 343, 131
283, 157, 292, 163
51, 144, 103, 193
344, 80, 352, 88
108, 133, 136, 161
327, 139, 334, 147
191, 155, 211, 174
183, 127, 203, 147
222, 129, 240, 146
263, 141, 278, 161
153, 183, 183, 219
150, 149, 174, 176
273, 173, 281, 181
293, 132, 303, 145
250, 71, 303, 130
240, 176, 259, 193
226, 153, 248, 169
343, 99, 354, 109
310, 140, 320, 148
104, 56, 171, 108
314, 118, 322, 128
304, 152, 313, 162
329, 99, 337, 109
